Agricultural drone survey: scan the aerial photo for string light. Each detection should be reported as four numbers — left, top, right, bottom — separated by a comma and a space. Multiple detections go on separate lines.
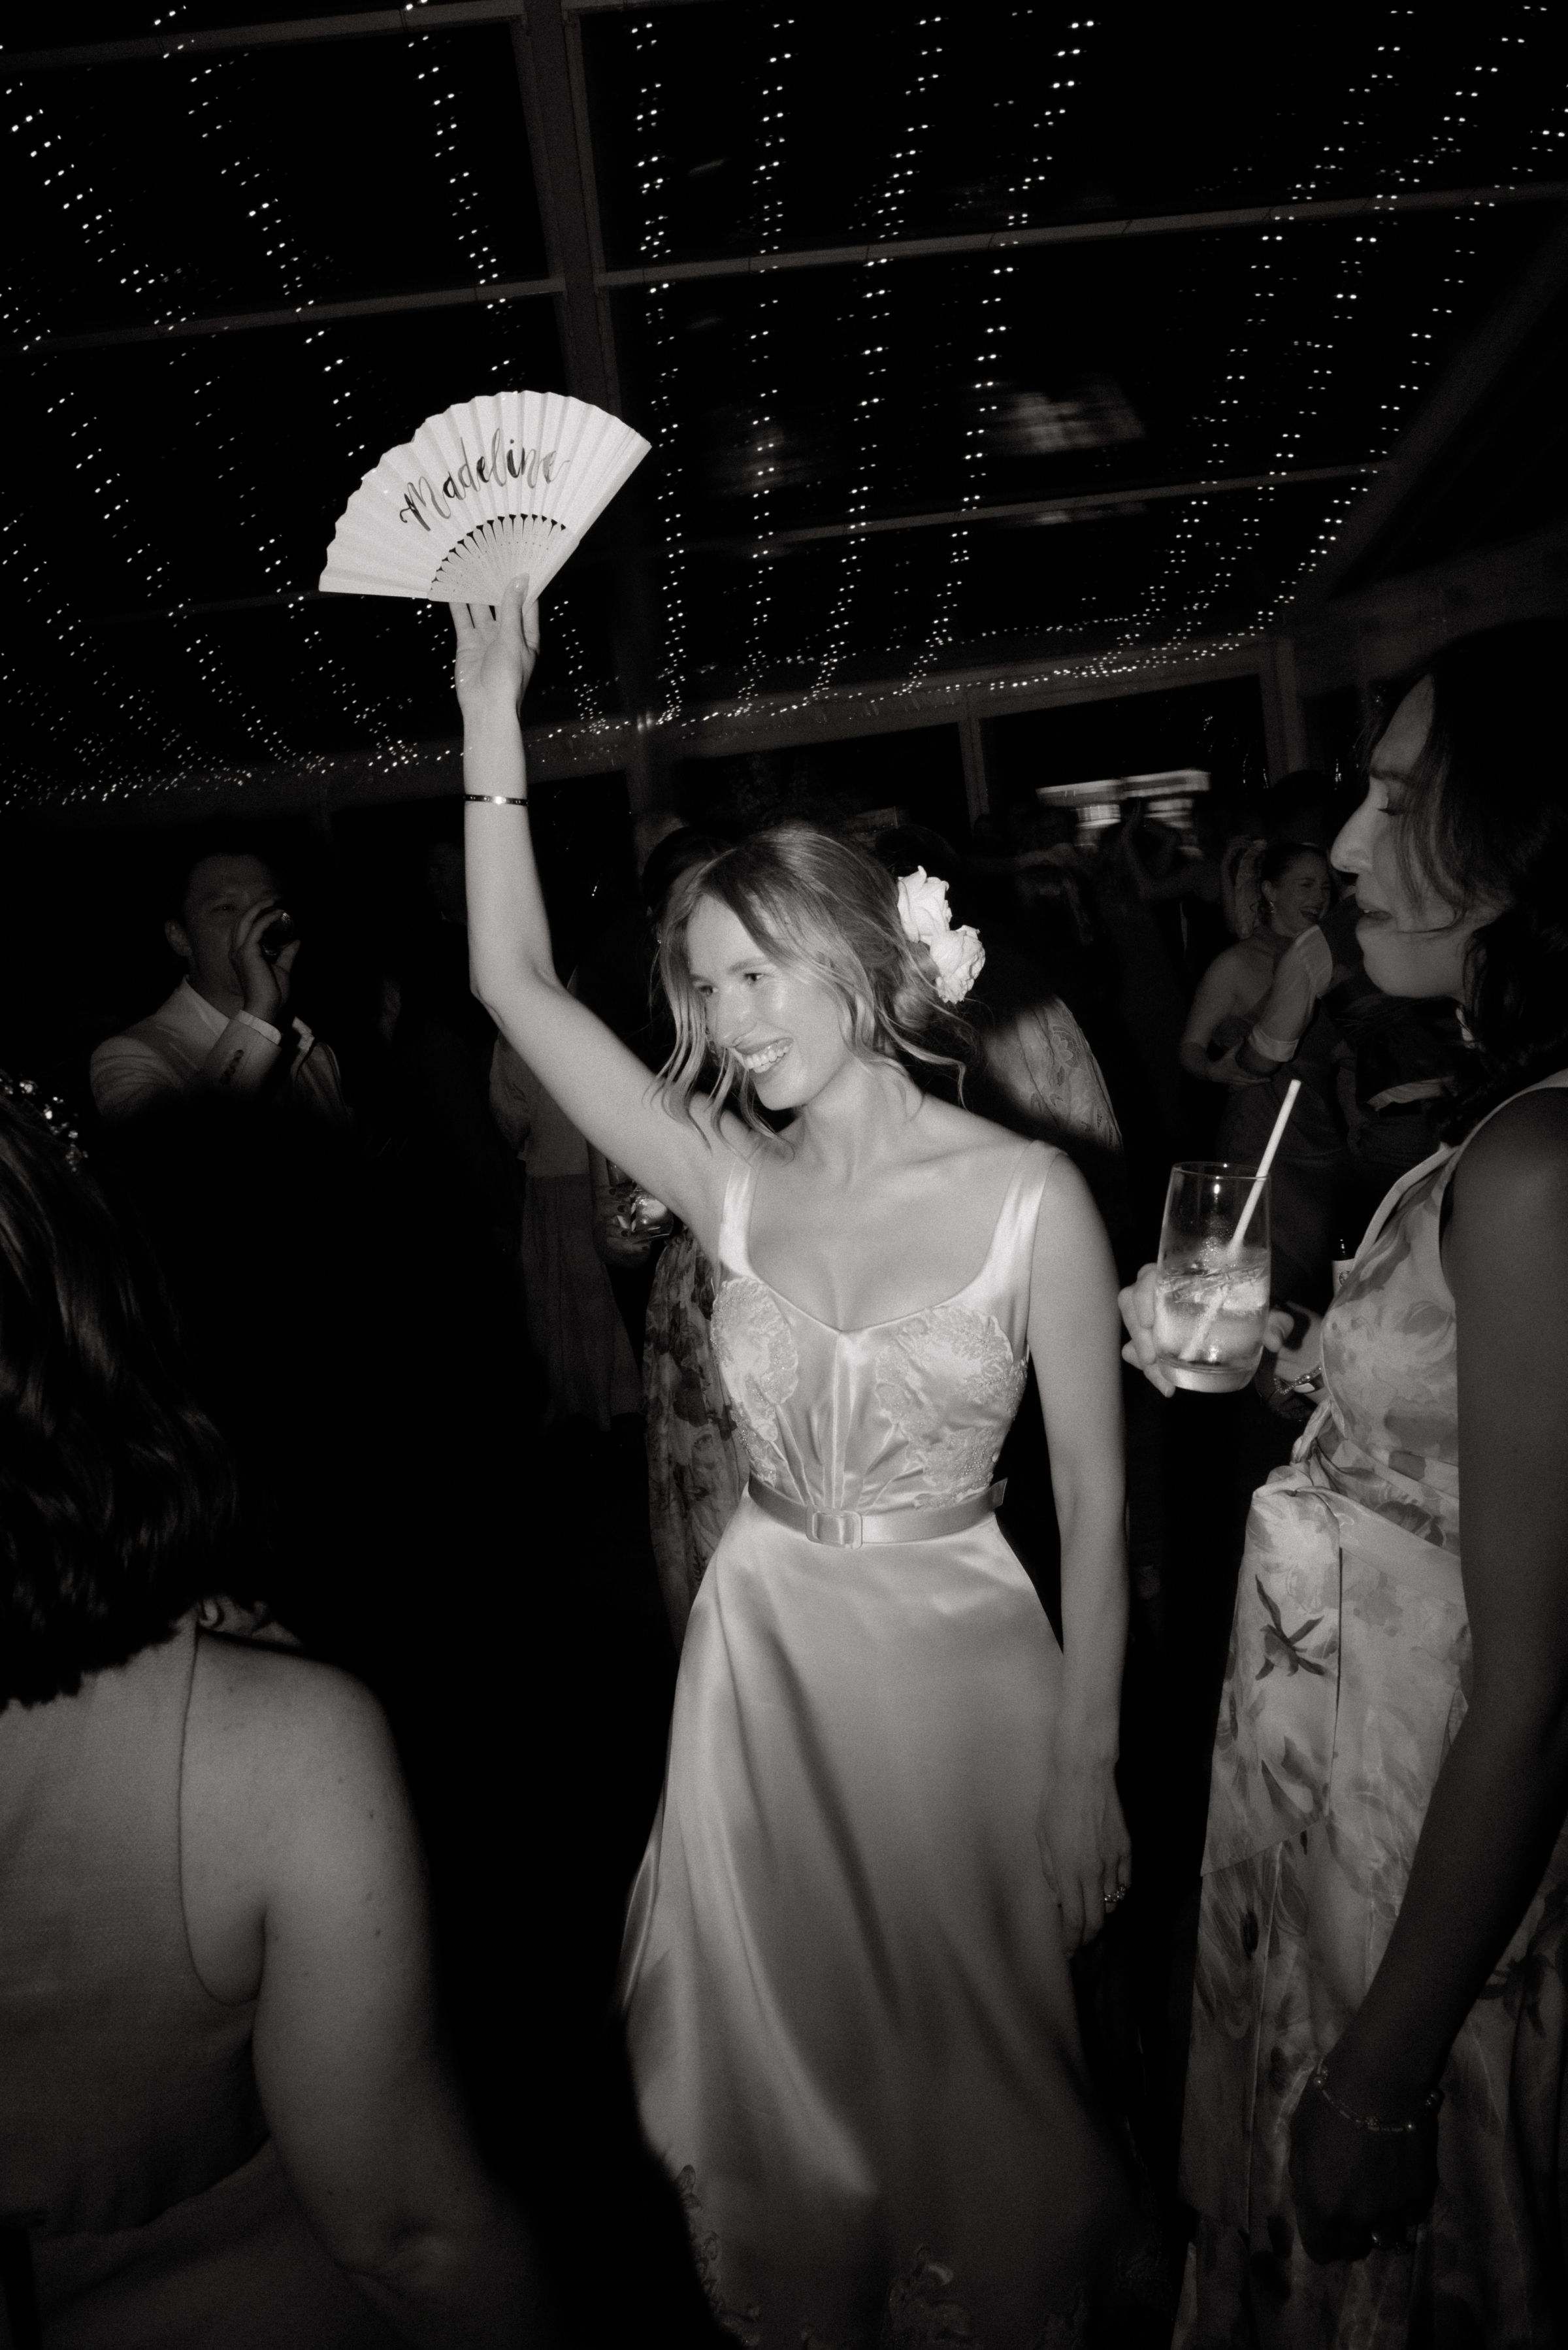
629, 14, 690, 720
736, 14, 794, 704
2, 5, 1564, 809
811, 14, 947, 693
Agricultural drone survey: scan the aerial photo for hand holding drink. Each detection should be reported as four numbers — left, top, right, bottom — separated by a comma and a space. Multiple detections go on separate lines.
1151, 1167, 1272, 1391
1120, 1080, 1302, 1395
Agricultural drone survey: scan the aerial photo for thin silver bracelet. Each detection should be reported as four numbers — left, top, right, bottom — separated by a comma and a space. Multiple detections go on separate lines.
464, 793, 527, 806
1309, 2060, 1443, 2136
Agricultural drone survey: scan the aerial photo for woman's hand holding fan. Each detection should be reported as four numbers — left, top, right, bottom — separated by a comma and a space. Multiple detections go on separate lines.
451, 580, 540, 727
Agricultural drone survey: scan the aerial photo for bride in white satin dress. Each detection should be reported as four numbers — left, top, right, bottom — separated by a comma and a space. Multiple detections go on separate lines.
457, 587, 1133, 2347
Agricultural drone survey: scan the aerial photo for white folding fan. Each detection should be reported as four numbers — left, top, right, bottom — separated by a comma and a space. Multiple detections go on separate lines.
319, 390, 651, 606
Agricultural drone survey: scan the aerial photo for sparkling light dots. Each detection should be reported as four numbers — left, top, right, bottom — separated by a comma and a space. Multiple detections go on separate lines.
812, 14, 947, 693
630, 13, 691, 720
736, 15, 795, 705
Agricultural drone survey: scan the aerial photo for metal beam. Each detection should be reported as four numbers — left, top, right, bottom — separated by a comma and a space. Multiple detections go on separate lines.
0, 0, 523, 73
14, 276, 564, 357
596, 182, 1568, 291
0, 0, 709, 73
80, 461, 1383, 626
509, 2, 619, 413
20, 186, 1565, 357
715, 463, 1380, 554
4, 636, 1273, 831
1288, 208, 1568, 612
508, 0, 661, 789
22, 192, 1563, 357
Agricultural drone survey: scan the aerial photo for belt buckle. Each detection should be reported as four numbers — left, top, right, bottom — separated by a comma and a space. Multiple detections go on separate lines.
808, 1506, 862, 1548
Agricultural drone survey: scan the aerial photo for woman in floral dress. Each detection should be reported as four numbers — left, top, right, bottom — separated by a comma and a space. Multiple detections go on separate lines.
643, 1223, 749, 1646
1122, 620, 1568, 2345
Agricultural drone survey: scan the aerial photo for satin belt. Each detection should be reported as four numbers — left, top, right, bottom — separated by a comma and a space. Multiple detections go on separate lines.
747, 1474, 1006, 1549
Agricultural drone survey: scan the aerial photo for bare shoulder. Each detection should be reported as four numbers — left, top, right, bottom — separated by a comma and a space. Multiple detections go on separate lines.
1451, 1087, 1568, 1229
189, 1635, 397, 1836
910, 1091, 1049, 1174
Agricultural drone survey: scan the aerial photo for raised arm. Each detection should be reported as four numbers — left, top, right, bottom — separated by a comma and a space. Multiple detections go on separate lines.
456, 583, 727, 1242
1027, 1151, 1131, 1951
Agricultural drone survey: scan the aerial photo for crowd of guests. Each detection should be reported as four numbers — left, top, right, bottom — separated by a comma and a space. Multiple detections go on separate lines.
0, 612, 1563, 2347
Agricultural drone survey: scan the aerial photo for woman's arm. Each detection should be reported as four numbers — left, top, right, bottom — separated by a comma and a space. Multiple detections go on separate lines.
185, 1647, 545, 2346
1028, 1151, 1131, 1950
456, 585, 726, 1242
1179, 950, 1250, 1084
1288, 1089, 1568, 2258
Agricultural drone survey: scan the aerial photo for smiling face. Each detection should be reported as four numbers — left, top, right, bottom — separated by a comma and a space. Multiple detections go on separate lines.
1262, 850, 1332, 937
684, 895, 857, 1113
1331, 677, 1495, 1001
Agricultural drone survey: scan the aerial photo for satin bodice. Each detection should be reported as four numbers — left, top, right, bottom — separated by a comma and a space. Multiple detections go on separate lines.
709, 1141, 1052, 1517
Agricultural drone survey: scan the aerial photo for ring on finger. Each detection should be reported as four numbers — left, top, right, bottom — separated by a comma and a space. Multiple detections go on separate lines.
1103, 1884, 1129, 1909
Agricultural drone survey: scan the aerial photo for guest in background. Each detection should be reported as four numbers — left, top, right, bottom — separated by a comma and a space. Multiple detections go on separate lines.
632, 828, 749, 1647
90, 845, 348, 1129
875, 825, 1122, 1184
0, 1084, 538, 2350
387, 831, 525, 1293
491, 1034, 640, 1432
1115, 797, 1232, 994
1179, 843, 1334, 1091
1122, 620, 1568, 2347
1179, 843, 1349, 1300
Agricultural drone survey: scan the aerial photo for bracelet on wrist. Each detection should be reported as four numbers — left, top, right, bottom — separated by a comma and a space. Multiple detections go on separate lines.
465, 793, 527, 807
1308, 2059, 1443, 2136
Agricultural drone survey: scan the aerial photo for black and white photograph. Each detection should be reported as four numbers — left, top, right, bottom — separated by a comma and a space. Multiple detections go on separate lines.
2, 4, 1567, 2345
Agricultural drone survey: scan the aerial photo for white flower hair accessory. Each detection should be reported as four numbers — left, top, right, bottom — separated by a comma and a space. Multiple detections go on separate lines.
895, 868, 985, 1005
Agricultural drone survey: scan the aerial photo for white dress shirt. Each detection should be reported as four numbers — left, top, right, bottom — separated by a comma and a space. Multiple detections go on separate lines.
90, 978, 348, 1127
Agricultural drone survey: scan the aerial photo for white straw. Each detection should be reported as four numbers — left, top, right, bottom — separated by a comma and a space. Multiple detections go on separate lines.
1229, 1076, 1301, 1257
1179, 1078, 1301, 1363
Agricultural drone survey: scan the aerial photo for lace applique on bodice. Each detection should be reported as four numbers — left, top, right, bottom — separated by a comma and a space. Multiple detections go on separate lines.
709, 1143, 1052, 1516
873, 1304, 1028, 1500
709, 1276, 800, 1487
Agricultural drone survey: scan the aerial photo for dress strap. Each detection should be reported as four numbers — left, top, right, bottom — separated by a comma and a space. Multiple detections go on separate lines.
717, 1150, 759, 1272
991, 1140, 1057, 1280
1351, 1066, 1568, 1270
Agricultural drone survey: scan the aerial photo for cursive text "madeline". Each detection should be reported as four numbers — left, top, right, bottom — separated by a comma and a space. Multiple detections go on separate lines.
399, 431, 572, 532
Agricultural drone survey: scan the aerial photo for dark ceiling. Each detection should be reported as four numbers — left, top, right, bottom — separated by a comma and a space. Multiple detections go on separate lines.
2, 0, 1563, 812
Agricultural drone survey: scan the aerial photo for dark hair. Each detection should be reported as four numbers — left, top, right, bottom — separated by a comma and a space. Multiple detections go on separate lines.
1258, 839, 1330, 891
166, 831, 280, 923
0, 1097, 248, 1709
1388, 621, 1568, 1127
657, 821, 975, 1137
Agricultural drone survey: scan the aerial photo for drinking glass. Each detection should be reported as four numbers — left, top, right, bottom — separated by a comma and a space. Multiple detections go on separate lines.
1152, 1162, 1271, 1393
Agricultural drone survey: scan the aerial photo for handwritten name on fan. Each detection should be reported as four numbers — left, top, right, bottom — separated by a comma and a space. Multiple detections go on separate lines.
397, 433, 572, 533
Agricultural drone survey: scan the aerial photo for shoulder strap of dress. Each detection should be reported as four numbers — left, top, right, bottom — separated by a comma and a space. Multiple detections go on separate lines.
1355, 1067, 1568, 1261
717, 1149, 759, 1271
992, 1138, 1057, 1274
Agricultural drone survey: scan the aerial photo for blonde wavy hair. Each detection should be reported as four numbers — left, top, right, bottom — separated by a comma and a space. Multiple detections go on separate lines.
656, 823, 975, 1138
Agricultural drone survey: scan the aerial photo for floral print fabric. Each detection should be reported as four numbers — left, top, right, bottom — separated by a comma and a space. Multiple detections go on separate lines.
1315, 1155, 1460, 1553
644, 1225, 750, 1646
1178, 1082, 1568, 2349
